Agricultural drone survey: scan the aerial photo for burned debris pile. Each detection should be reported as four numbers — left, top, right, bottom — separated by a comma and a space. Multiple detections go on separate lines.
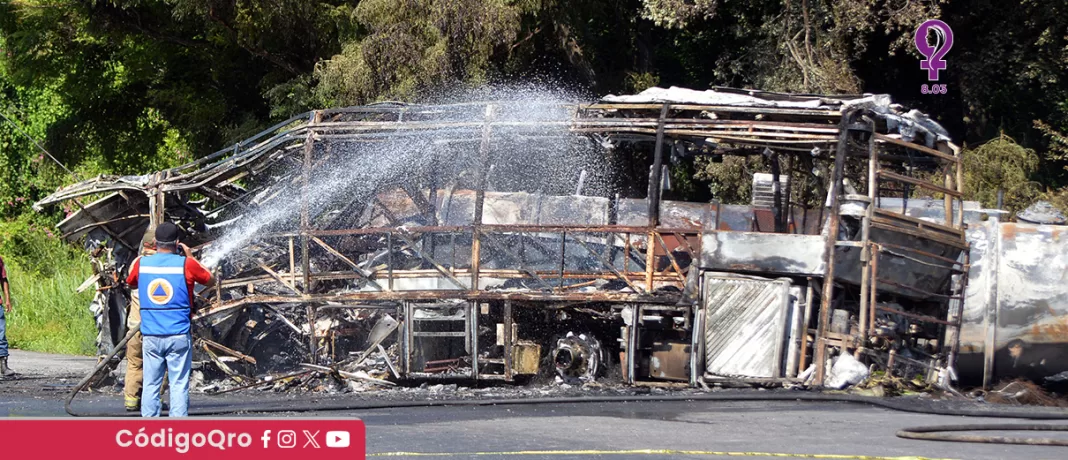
37, 86, 977, 394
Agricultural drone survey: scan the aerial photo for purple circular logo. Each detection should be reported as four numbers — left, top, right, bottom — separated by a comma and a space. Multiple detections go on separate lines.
915, 19, 953, 81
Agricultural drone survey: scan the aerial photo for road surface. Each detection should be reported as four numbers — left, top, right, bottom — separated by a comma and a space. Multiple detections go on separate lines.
2, 349, 1067, 459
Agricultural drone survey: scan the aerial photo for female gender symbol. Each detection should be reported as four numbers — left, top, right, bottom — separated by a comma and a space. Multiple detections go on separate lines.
915, 19, 953, 81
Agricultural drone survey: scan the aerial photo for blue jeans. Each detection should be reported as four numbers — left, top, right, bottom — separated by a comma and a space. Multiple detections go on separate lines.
0, 307, 9, 358
142, 334, 192, 417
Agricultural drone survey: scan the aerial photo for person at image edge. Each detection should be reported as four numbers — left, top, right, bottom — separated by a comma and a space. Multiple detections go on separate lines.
0, 254, 16, 379
125, 222, 214, 417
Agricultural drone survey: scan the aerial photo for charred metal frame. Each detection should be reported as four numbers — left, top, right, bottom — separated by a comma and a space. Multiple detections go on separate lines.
811, 110, 967, 386
39, 91, 969, 387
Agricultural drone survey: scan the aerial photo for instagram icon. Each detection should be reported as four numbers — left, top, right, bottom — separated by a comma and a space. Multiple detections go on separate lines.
277, 430, 297, 449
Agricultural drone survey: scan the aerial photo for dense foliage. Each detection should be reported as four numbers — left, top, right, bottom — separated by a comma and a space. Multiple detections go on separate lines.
2, 0, 1068, 223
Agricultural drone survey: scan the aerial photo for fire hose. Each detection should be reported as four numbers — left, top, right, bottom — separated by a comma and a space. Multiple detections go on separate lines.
66, 333, 1068, 447
65, 328, 138, 417
896, 423, 1068, 446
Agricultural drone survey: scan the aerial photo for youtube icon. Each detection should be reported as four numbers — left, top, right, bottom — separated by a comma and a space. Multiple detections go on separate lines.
326, 431, 350, 448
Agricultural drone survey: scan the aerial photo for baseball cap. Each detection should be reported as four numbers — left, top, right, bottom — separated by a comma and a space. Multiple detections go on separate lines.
140, 224, 157, 256
140, 224, 156, 247
154, 222, 180, 244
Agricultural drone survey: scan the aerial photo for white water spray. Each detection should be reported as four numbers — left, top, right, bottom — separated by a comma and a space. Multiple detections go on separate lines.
201, 85, 610, 270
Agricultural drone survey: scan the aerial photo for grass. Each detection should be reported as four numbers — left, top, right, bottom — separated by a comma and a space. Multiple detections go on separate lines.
5, 259, 97, 356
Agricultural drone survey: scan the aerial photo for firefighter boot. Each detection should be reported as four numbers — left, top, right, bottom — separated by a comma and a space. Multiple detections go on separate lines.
0, 357, 16, 378
124, 394, 140, 412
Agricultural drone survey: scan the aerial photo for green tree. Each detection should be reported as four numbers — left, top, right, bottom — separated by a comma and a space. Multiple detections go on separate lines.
962, 133, 1041, 212
1035, 120, 1068, 213
314, 0, 530, 106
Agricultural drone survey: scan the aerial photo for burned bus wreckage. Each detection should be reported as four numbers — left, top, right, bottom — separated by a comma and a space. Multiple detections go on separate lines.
37, 87, 996, 391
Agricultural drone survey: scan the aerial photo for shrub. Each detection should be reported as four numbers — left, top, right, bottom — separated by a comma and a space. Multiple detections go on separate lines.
0, 215, 82, 277
1, 216, 97, 355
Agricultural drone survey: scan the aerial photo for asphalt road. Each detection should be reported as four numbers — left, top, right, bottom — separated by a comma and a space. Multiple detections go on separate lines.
3, 350, 1068, 459
358, 400, 1068, 460
3, 349, 98, 377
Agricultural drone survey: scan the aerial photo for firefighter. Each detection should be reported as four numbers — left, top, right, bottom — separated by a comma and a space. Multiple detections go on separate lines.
123, 227, 156, 411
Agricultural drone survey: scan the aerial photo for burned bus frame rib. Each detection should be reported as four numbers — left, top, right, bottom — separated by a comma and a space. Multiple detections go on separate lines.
38, 91, 968, 388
